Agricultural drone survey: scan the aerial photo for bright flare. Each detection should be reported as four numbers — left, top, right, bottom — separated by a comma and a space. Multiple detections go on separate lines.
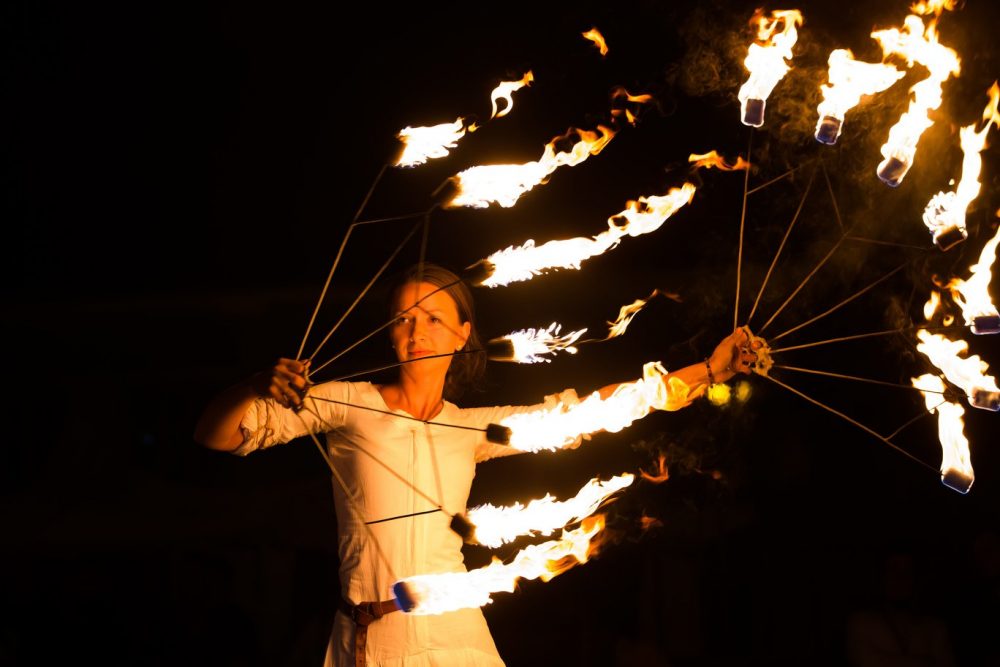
582, 27, 609, 56
607, 290, 661, 339
815, 49, 905, 145
943, 218, 1000, 334
395, 118, 469, 168
912, 373, 973, 493
490, 323, 587, 364
688, 150, 751, 171
446, 125, 616, 209
916, 330, 999, 404
490, 71, 534, 120
466, 474, 634, 548
393, 515, 608, 615
921, 83, 1000, 249
737, 9, 804, 127
500, 363, 693, 453
475, 183, 696, 287
872, 13, 960, 186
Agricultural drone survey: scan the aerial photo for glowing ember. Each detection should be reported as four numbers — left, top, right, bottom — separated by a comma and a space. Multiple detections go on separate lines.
470, 183, 696, 287
395, 118, 469, 168
911, 373, 974, 493
815, 49, 905, 145
872, 13, 960, 186
446, 125, 615, 209
499, 362, 693, 453
487, 323, 587, 364
582, 27, 609, 56
943, 217, 1000, 334
490, 71, 534, 120
921, 83, 1000, 250
688, 150, 751, 171
737, 9, 804, 127
465, 474, 634, 548
393, 515, 608, 615
916, 330, 1000, 411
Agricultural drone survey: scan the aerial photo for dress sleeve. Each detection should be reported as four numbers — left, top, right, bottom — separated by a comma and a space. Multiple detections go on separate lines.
467, 388, 584, 463
232, 381, 353, 456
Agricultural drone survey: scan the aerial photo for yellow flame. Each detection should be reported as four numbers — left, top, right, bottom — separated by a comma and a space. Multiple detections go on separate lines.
688, 150, 751, 171
582, 27, 609, 56
447, 125, 616, 209
610, 86, 653, 126
490, 71, 534, 120
478, 183, 696, 287
466, 474, 634, 548
911, 373, 974, 490
923, 290, 943, 321
500, 363, 692, 453
395, 118, 467, 168
395, 515, 608, 615
738, 9, 804, 125
910, 0, 956, 17
916, 330, 1000, 396
607, 290, 661, 339
497, 323, 587, 363
872, 14, 960, 185
944, 221, 1000, 326
816, 49, 905, 132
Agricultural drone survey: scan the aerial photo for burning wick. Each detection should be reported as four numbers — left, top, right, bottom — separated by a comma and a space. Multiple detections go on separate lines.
486, 323, 587, 364
814, 49, 905, 145
738, 9, 803, 128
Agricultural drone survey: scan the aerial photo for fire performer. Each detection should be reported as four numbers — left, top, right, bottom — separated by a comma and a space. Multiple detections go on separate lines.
194, 263, 755, 667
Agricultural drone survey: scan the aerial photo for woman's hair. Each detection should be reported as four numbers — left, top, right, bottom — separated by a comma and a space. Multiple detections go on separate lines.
387, 263, 486, 401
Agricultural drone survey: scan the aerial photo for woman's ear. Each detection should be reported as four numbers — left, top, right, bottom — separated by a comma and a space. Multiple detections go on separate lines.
459, 321, 471, 350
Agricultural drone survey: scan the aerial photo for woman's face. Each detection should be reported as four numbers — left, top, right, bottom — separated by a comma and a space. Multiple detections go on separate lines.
390, 281, 470, 378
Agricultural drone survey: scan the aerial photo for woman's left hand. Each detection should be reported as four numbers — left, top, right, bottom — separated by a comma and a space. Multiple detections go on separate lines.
708, 328, 757, 384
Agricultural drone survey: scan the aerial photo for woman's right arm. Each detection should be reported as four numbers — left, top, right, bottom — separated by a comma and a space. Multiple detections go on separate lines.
194, 358, 310, 452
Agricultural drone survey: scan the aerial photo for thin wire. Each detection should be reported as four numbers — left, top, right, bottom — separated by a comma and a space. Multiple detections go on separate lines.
321, 350, 479, 384
745, 159, 816, 195
296, 163, 389, 360
295, 411, 398, 582
366, 508, 443, 526
734, 129, 754, 330
746, 168, 816, 326
308, 395, 489, 433
307, 216, 426, 363
760, 373, 939, 473
885, 400, 948, 441
844, 236, 930, 251
355, 211, 433, 226
821, 162, 844, 233
772, 364, 953, 396
769, 262, 908, 344
770, 325, 968, 354
759, 236, 844, 333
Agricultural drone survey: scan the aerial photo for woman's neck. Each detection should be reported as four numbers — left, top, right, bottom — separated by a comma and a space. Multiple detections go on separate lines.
381, 372, 446, 421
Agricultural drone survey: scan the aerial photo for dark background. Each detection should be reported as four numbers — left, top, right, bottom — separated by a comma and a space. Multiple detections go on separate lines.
2, 1, 999, 665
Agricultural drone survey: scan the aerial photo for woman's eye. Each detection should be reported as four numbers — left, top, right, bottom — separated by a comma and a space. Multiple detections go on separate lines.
430, 317, 441, 324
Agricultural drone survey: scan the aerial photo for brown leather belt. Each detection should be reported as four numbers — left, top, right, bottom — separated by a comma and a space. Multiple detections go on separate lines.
338, 598, 401, 667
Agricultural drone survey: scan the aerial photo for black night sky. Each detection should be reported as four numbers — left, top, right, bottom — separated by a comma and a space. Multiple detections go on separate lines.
3, 1, 1000, 665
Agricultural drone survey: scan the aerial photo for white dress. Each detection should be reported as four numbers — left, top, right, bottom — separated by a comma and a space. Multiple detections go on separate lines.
235, 380, 576, 666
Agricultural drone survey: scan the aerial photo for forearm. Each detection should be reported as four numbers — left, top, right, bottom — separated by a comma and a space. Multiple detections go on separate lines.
193, 378, 260, 451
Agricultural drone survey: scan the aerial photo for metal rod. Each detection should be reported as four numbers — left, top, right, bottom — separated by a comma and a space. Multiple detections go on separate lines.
734, 129, 754, 330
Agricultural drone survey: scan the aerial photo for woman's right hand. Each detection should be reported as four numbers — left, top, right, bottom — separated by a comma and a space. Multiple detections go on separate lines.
251, 358, 310, 409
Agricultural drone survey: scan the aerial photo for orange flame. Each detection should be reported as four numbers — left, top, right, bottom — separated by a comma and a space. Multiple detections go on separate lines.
738, 9, 804, 127
640, 516, 664, 530
815, 49, 905, 144
490, 71, 534, 120
688, 150, 751, 171
395, 118, 468, 168
911, 373, 974, 492
500, 363, 693, 452
640, 454, 669, 483
477, 183, 696, 287
610, 87, 654, 126
493, 323, 587, 363
910, 0, 956, 17
943, 220, 1000, 329
916, 330, 999, 397
394, 515, 609, 615
607, 290, 662, 338
446, 125, 616, 209
922, 83, 1000, 244
466, 474, 634, 548
872, 13, 960, 186
582, 27, 609, 56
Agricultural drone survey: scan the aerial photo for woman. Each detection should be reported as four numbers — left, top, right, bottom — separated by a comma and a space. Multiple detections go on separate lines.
194, 263, 753, 666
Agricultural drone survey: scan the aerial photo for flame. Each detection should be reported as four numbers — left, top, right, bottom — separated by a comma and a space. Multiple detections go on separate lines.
477, 183, 696, 287
815, 49, 905, 143
911, 373, 974, 492
910, 0, 956, 17
640, 454, 669, 483
872, 13, 960, 186
640, 516, 664, 530
737, 9, 804, 127
394, 515, 609, 615
944, 219, 1000, 328
446, 125, 616, 209
924, 290, 943, 320
922, 83, 1000, 245
395, 118, 468, 168
610, 86, 654, 126
500, 363, 693, 453
607, 290, 661, 338
688, 150, 751, 171
490, 71, 534, 120
494, 323, 587, 364
582, 27, 609, 56
466, 474, 634, 548
916, 330, 1000, 397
